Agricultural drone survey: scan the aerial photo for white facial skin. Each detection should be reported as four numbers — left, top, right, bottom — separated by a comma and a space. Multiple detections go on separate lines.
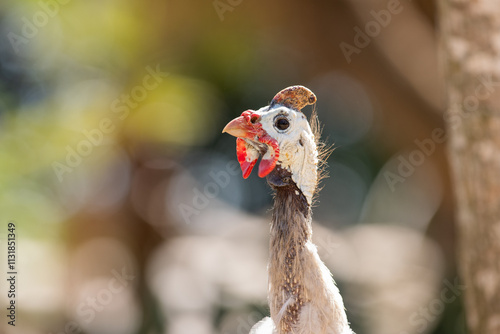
251, 105, 319, 204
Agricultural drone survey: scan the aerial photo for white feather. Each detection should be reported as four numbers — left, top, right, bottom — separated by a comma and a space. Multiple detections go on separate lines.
250, 317, 276, 334
254, 106, 318, 204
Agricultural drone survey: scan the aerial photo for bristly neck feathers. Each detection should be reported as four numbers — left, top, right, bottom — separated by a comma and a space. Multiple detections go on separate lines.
263, 111, 351, 334
266, 165, 314, 333
268, 166, 312, 256
264, 108, 320, 333
265, 151, 351, 333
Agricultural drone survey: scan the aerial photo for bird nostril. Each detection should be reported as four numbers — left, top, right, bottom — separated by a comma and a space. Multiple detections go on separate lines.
250, 115, 259, 124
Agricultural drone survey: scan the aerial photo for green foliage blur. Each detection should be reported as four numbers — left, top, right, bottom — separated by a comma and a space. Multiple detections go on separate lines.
0, 1, 466, 334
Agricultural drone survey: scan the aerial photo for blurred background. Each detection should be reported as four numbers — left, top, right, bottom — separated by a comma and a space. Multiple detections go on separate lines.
0, 0, 466, 333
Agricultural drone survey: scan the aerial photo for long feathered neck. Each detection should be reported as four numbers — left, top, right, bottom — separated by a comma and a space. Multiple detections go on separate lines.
270, 185, 312, 256
263, 113, 351, 334
266, 175, 352, 334
267, 165, 314, 333
268, 165, 313, 252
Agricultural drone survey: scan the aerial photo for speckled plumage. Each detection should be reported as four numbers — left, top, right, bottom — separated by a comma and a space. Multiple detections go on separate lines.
224, 86, 353, 334
265, 173, 353, 334
270, 85, 317, 111
261, 122, 352, 334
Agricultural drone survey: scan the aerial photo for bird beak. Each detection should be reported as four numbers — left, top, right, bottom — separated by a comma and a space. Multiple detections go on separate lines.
223, 112, 280, 179
222, 116, 252, 138
222, 114, 262, 179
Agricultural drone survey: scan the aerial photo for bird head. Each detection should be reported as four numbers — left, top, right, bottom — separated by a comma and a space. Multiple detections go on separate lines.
223, 86, 319, 204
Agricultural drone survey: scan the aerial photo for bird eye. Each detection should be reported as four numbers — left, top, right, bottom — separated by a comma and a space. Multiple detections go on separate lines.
274, 117, 290, 131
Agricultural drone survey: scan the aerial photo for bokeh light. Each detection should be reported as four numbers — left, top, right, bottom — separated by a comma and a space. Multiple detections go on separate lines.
0, 1, 464, 334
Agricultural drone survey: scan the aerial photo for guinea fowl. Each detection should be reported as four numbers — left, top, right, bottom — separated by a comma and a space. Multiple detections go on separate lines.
223, 86, 354, 334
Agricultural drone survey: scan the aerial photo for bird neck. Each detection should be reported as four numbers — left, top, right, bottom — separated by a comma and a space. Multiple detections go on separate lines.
268, 177, 313, 332
270, 187, 312, 254
267, 166, 314, 282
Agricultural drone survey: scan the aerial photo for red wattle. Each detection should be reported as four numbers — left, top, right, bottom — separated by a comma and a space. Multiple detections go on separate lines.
241, 160, 257, 179
257, 134, 280, 178
258, 158, 276, 178
236, 138, 257, 179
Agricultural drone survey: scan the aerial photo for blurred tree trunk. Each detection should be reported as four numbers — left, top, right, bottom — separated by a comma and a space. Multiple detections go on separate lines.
439, 1, 500, 333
